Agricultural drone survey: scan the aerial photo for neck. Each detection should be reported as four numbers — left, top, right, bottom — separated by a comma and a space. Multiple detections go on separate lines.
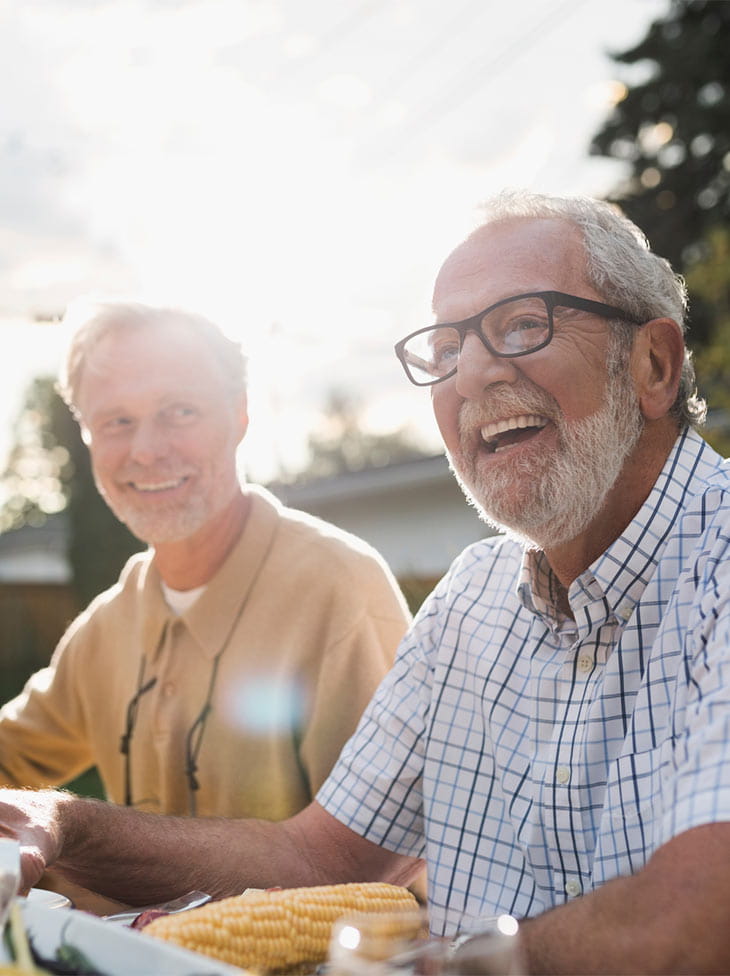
151, 490, 251, 590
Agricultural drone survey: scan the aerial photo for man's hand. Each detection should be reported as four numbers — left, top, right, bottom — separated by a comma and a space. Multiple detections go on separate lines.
0, 788, 67, 893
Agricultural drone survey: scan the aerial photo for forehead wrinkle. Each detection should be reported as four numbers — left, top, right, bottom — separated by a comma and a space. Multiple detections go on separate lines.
432, 252, 494, 321
432, 218, 596, 322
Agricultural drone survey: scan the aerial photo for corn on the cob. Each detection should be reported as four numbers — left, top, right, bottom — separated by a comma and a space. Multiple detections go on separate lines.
144, 881, 419, 974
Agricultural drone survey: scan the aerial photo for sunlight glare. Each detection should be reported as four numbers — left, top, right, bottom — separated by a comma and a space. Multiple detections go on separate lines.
319, 74, 373, 111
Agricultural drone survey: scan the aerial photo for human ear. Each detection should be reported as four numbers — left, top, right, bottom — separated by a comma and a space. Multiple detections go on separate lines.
632, 318, 685, 421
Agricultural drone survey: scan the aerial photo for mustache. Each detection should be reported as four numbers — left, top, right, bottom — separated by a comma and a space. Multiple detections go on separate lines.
457, 383, 559, 434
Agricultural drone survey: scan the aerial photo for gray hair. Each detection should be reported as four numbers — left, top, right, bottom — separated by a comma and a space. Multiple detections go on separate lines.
473, 189, 706, 430
57, 297, 248, 417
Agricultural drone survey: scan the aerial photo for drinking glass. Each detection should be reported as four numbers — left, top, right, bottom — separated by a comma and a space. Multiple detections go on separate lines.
328, 907, 436, 975
444, 914, 526, 976
328, 909, 526, 975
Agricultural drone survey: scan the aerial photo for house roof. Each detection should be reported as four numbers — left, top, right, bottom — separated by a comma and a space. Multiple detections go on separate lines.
268, 453, 453, 506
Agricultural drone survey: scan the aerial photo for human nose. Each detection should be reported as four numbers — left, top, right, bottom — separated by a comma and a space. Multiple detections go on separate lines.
453, 331, 518, 398
128, 418, 169, 464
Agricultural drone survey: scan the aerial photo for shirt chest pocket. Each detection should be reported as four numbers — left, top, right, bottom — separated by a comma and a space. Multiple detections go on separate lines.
603, 739, 674, 827
594, 739, 675, 880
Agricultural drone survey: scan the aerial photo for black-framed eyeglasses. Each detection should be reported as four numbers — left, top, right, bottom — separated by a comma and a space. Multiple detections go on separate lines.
394, 290, 642, 387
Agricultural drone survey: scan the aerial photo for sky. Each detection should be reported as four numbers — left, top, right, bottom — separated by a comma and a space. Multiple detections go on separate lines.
0, 0, 669, 485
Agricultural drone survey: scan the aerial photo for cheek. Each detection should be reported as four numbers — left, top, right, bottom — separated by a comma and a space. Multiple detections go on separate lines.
527, 336, 612, 415
89, 443, 122, 477
555, 377, 608, 423
521, 359, 607, 424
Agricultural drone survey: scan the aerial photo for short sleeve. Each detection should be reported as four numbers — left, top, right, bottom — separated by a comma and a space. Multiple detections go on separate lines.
317, 606, 438, 859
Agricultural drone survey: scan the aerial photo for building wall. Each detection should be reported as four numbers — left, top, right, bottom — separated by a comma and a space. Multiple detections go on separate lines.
290, 479, 488, 580
271, 455, 493, 592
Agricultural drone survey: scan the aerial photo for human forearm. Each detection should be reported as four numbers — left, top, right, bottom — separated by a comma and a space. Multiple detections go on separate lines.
1, 790, 420, 907
53, 796, 299, 904
521, 823, 730, 975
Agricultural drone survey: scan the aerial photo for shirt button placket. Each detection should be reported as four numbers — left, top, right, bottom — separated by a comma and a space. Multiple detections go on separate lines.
565, 878, 582, 898
577, 654, 593, 674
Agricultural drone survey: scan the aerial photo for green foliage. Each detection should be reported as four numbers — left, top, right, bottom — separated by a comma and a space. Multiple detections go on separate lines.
295, 388, 429, 484
590, 0, 730, 350
64, 766, 105, 800
0, 376, 144, 608
685, 226, 730, 455
46, 385, 145, 608
0, 377, 70, 534
0, 380, 141, 801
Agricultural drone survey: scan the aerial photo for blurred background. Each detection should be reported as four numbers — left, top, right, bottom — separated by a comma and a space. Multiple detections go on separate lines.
0, 0, 729, 737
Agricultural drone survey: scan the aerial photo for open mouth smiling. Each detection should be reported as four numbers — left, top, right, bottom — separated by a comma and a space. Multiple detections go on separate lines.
480, 414, 549, 454
129, 477, 189, 493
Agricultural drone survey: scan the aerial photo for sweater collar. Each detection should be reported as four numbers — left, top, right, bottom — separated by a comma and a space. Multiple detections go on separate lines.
141, 485, 283, 660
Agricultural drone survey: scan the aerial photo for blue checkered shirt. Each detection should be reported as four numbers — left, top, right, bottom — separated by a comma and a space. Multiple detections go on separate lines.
317, 428, 730, 935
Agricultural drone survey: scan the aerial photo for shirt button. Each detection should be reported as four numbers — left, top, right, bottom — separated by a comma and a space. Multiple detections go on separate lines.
556, 765, 571, 785
163, 682, 176, 697
565, 878, 582, 898
618, 603, 633, 622
577, 655, 593, 673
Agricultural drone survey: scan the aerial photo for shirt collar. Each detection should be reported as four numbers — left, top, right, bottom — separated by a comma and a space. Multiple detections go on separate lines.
519, 428, 726, 626
142, 485, 283, 660
181, 485, 282, 658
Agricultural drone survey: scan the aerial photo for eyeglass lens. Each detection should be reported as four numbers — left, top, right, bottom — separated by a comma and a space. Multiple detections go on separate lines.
403, 295, 553, 384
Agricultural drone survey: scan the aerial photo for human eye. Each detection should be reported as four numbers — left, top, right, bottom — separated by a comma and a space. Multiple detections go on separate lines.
162, 403, 199, 426
491, 303, 549, 353
428, 327, 460, 371
510, 314, 547, 334
99, 415, 133, 436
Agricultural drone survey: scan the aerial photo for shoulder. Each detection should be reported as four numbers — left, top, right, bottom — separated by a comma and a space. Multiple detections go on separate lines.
413, 532, 522, 629
671, 431, 730, 522
60, 548, 154, 639
441, 532, 522, 591
250, 484, 403, 581
672, 460, 730, 553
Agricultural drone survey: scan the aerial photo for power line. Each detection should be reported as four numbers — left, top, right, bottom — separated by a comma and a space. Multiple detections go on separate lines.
354, 0, 591, 168
258, 0, 387, 88
365, 0, 490, 103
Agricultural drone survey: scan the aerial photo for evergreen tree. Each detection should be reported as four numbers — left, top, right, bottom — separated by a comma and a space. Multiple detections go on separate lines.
685, 225, 730, 454
297, 389, 428, 483
590, 0, 730, 349
0, 377, 143, 608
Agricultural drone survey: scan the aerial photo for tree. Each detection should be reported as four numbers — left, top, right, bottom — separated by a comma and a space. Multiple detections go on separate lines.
590, 0, 730, 348
684, 225, 730, 455
295, 389, 430, 483
0, 376, 69, 534
0, 377, 143, 608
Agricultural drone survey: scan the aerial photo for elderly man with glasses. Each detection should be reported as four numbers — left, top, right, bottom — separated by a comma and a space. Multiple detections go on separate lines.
3, 190, 730, 975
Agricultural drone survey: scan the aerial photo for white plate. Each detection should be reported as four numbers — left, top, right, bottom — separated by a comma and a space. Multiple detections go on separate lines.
1, 898, 246, 975
27, 888, 72, 910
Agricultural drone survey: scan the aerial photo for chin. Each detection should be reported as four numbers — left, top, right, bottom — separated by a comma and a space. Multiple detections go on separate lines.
447, 454, 593, 551
115, 506, 209, 544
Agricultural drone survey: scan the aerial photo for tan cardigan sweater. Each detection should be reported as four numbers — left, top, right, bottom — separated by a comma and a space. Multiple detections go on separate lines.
0, 486, 410, 821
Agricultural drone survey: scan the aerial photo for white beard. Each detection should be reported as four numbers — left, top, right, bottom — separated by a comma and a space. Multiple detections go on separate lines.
446, 355, 645, 550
